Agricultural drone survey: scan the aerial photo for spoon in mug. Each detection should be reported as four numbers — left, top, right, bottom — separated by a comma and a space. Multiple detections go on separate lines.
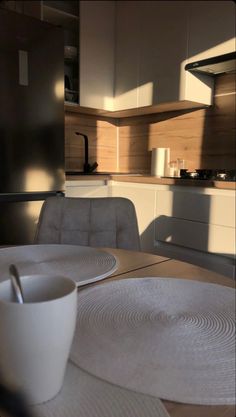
9, 264, 25, 304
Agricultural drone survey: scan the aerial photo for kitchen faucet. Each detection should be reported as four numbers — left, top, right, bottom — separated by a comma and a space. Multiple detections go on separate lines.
75, 132, 98, 173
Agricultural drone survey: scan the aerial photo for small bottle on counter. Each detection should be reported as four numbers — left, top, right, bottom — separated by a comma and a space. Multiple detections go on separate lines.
169, 161, 177, 177
176, 159, 185, 177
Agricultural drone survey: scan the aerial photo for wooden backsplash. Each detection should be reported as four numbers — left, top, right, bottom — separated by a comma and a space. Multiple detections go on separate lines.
65, 73, 236, 173
65, 113, 118, 172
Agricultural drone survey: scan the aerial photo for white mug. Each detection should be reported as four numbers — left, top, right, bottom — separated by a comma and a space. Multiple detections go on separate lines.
0, 274, 77, 405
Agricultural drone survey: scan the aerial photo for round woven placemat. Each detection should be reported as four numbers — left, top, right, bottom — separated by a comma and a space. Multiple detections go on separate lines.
71, 278, 236, 405
0, 245, 118, 286
32, 361, 169, 417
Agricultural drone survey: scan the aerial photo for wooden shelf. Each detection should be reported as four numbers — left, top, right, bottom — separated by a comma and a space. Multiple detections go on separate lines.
42, 5, 78, 27
65, 100, 209, 119
42, 1, 79, 105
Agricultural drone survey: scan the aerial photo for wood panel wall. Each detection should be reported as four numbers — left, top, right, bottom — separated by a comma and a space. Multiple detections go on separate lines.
65, 112, 118, 172
65, 73, 235, 173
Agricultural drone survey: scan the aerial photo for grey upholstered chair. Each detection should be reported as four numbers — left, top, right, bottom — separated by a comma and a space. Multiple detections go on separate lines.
34, 196, 141, 251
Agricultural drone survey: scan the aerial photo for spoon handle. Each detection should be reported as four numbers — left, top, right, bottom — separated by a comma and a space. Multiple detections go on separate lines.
9, 264, 24, 304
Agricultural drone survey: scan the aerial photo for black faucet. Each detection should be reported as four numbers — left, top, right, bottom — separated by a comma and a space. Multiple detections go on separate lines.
75, 132, 98, 173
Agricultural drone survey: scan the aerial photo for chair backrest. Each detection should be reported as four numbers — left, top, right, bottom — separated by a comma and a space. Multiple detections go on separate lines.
34, 196, 141, 251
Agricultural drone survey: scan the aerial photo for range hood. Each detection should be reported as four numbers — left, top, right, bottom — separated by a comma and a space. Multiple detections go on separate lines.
185, 52, 236, 76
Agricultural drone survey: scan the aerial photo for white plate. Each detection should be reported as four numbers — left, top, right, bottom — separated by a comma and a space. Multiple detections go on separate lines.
0, 245, 118, 286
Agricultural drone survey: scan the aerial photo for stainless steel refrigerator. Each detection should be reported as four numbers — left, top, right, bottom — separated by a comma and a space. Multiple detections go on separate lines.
0, 8, 65, 245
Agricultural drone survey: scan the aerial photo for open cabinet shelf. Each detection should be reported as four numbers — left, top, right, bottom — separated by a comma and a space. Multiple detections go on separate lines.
42, 0, 79, 104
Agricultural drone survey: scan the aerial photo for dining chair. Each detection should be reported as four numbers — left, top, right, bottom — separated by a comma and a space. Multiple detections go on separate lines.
34, 196, 141, 251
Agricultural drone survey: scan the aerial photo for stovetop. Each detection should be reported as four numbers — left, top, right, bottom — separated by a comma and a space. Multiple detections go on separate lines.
163, 169, 236, 181
179, 169, 236, 181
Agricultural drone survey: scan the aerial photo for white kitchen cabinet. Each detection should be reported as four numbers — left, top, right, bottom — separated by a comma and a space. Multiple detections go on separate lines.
182, 1, 236, 105
110, 181, 156, 253
110, 181, 235, 278
115, 1, 190, 110
41, 1, 235, 111
65, 180, 109, 198
186, 1, 235, 63
115, 0, 235, 110
155, 186, 235, 257
79, 0, 115, 110
44, 1, 235, 111
155, 189, 235, 227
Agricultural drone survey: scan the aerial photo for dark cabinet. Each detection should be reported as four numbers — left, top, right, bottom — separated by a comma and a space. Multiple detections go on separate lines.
0, 1, 41, 18
42, 1, 79, 104
0, 1, 80, 104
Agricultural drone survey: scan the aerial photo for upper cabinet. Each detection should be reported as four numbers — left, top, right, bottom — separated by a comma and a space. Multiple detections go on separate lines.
2, 1, 234, 112
42, 0, 79, 104
79, 0, 115, 110
182, 0, 236, 105
187, 1, 235, 62
115, 1, 189, 110
114, 0, 236, 111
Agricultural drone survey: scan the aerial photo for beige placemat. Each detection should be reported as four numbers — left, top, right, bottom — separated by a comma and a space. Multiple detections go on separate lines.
32, 361, 170, 417
71, 278, 236, 405
0, 244, 118, 286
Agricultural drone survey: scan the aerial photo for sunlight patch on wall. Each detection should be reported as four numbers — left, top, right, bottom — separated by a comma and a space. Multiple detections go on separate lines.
54, 79, 64, 100
24, 168, 54, 192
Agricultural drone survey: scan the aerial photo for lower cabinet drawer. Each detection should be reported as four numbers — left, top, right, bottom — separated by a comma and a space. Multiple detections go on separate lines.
154, 216, 235, 257
156, 190, 235, 227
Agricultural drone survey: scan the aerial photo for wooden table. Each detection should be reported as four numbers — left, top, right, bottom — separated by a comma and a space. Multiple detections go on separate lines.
80, 248, 235, 417
0, 246, 234, 417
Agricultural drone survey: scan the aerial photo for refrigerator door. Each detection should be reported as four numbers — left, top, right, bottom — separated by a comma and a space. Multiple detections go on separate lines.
0, 192, 64, 245
0, 9, 65, 193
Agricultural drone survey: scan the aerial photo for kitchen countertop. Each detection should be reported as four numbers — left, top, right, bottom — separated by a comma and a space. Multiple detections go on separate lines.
65, 174, 235, 190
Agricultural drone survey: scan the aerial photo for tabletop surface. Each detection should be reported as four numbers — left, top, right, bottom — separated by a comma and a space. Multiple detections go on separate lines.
106, 249, 236, 417
80, 248, 235, 417
0, 245, 235, 417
